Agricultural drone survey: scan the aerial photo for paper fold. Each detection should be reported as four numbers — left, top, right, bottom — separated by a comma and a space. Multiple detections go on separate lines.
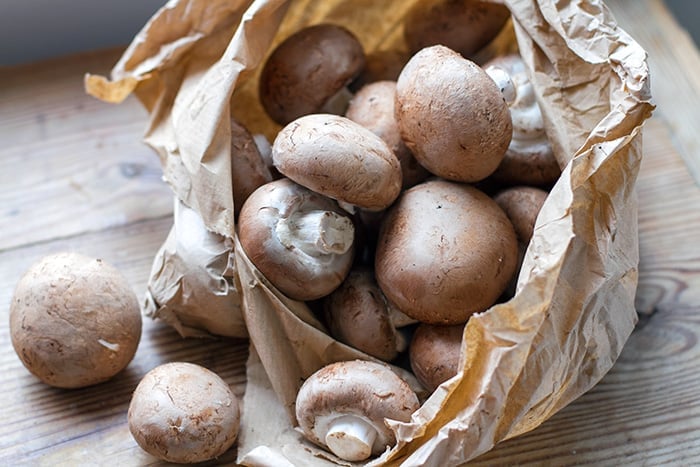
86, 0, 654, 464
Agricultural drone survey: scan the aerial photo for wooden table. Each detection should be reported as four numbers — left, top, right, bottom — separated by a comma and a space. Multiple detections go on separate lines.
1, 0, 699, 464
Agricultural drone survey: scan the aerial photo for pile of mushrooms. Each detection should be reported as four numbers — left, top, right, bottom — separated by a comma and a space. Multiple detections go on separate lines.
8, 2, 561, 465
231, 1, 558, 462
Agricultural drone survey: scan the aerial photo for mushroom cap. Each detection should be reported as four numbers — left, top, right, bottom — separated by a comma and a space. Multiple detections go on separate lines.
128, 362, 240, 464
403, 0, 511, 58
395, 45, 513, 183
485, 53, 561, 186
493, 185, 549, 245
295, 360, 419, 458
9, 252, 142, 388
346, 81, 430, 189
409, 323, 465, 392
231, 118, 274, 216
324, 268, 402, 361
375, 179, 519, 324
237, 178, 355, 301
272, 114, 402, 211
259, 24, 365, 125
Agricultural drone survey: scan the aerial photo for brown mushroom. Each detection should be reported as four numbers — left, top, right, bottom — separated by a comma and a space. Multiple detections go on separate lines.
403, 0, 511, 59
323, 268, 407, 361
485, 53, 561, 187
409, 323, 464, 392
231, 118, 274, 216
272, 113, 402, 212
259, 24, 365, 125
494, 186, 548, 298
375, 179, 519, 325
493, 185, 549, 245
346, 81, 429, 189
295, 360, 419, 461
395, 45, 512, 183
9, 252, 141, 388
237, 178, 355, 301
128, 362, 240, 464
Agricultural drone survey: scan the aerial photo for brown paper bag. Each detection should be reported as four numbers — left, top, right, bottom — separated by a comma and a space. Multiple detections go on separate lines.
86, 0, 654, 464
142, 197, 248, 338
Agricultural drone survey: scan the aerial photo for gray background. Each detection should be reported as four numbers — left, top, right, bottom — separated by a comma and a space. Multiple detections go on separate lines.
1, 0, 164, 66
0, 0, 698, 66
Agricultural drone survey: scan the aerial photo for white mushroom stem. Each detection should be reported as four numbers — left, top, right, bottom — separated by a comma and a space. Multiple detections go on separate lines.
324, 415, 377, 462
394, 328, 409, 354
321, 86, 354, 115
337, 199, 357, 215
485, 65, 516, 105
276, 210, 354, 257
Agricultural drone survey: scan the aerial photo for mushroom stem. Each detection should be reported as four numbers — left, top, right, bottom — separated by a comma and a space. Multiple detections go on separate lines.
485, 65, 516, 105
324, 415, 377, 462
276, 210, 354, 257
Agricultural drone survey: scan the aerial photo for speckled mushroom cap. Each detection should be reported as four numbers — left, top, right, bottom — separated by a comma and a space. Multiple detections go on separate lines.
237, 178, 355, 301
231, 118, 273, 216
9, 252, 141, 389
346, 81, 429, 189
323, 268, 404, 362
259, 24, 365, 125
375, 179, 519, 325
295, 360, 419, 460
127, 362, 240, 464
403, 0, 511, 58
493, 185, 549, 244
272, 113, 402, 211
485, 53, 561, 186
409, 323, 465, 392
395, 45, 513, 183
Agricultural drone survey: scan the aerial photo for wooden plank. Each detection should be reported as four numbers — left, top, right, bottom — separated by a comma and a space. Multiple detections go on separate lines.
607, 0, 700, 185
469, 116, 700, 465
0, 48, 173, 251
0, 216, 248, 465
635, 119, 700, 315
1, 48, 136, 147
1, 1, 700, 465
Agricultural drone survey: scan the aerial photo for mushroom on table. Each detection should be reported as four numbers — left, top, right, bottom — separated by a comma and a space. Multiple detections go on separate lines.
9, 252, 142, 389
128, 362, 241, 464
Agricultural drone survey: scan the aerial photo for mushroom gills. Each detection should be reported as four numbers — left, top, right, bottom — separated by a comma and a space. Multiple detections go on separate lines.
275, 209, 354, 256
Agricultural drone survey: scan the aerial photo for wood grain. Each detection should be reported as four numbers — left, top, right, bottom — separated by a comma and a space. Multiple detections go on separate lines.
0, 48, 173, 251
470, 117, 700, 465
607, 0, 700, 185
1, 1, 700, 466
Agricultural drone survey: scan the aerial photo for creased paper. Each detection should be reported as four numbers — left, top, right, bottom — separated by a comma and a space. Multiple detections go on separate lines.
86, 0, 654, 464
143, 198, 247, 338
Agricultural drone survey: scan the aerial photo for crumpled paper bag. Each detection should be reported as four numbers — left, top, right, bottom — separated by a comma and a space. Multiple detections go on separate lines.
142, 197, 247, 338
86, 0, 654, 464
